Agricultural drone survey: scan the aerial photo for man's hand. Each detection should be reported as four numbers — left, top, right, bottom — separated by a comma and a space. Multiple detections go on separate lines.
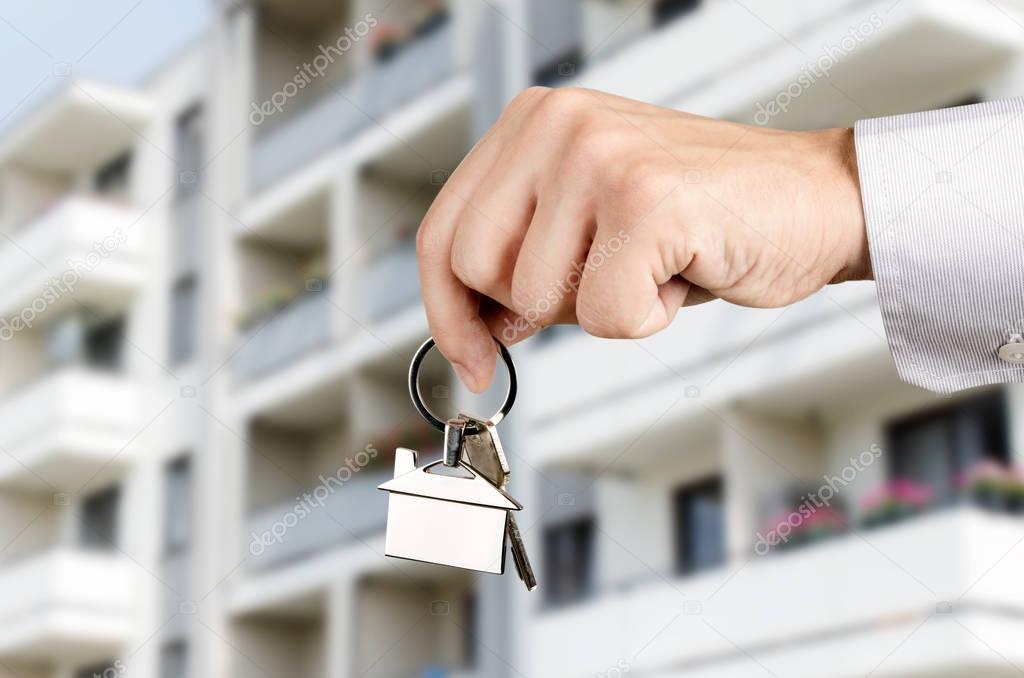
417, 87, 870, 392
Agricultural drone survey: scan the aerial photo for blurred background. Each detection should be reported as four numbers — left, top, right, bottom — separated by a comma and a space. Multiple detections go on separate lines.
0, 0, 1023, 677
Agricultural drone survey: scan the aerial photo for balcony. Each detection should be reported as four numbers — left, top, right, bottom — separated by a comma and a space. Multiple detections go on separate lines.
0, 549, 136, 665
0, 81, 152, 174
233, 287, 332, 382
251, 20, 455, 193
527, 507, 1024, 677
363, 239, 420, 320
575, 0, 1019, 128
0, 368, 145, 492
246, 470, 390, 571
0, 195, 145, 320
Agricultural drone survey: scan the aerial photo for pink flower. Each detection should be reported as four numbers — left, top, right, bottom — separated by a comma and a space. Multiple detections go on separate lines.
860, 479, 933, 512
961, 460, 1009, 493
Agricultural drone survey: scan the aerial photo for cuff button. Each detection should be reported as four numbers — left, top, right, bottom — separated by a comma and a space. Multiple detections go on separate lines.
998, 337, 1024, 365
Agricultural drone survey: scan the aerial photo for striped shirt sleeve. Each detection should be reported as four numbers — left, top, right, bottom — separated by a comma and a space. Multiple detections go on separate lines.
854, 98, 1024, 393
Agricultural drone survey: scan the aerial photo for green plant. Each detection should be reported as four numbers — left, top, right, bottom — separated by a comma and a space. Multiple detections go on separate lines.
860, 479, 933, 528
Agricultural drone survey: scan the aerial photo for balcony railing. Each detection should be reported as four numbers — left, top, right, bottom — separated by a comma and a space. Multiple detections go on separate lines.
0, 194, 144, 319
0, 549, 135, 663
251, 21, 455, 193
528, 507, 1024, 677
0, 367, 144, 491
233, 288, 332, 382
246, 470, 391, 571
364, 239, 420, 320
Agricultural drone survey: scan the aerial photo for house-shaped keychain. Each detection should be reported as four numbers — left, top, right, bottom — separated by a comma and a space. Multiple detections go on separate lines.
378, 448, 522, 573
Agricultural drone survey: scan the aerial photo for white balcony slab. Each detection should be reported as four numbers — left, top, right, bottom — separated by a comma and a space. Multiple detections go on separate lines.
577, 0, 1020, 126
527, 508, 1024, 678
0, 368, 145, 491
0, 195, 145, 319
235, 304, 426, 422
0, 549, 136, 665
0, 81, 153, 174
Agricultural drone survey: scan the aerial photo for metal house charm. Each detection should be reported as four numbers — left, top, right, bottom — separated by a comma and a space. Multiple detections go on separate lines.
379, 447, 522, 573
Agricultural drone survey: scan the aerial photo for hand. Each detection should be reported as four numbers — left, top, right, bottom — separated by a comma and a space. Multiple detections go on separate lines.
417, 87, 870, 393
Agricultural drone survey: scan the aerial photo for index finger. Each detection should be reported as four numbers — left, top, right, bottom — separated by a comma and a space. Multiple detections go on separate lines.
416, 88, 548, 393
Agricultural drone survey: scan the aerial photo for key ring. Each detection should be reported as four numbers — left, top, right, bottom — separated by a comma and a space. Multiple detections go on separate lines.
408, 336, 517, 434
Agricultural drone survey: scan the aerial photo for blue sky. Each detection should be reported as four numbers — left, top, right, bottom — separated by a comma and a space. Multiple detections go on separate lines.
0, 0, 210, 134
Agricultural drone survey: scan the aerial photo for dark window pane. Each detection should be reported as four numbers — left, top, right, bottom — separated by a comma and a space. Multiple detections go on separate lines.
542, 517, 595, 607
532, 47, 583, 87
654, 0, 702, 26
170, 276, 198, 364
160, 641, 188, 678
80, 486, 120, 549
888, 391, 1008, 504
94, 152, 132, 198
673, 477, 726, 575
462, 591, 477, 668
175, 104, 204, 198
76, 661, 120, 678
84, 315, 126, 371
165, 455, 192, 552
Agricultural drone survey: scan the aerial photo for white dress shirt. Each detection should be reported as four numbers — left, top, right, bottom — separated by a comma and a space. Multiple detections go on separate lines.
855, 98, 1024, 393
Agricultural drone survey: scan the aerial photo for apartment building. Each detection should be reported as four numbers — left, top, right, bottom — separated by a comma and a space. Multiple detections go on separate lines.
1, 0, 1024, 677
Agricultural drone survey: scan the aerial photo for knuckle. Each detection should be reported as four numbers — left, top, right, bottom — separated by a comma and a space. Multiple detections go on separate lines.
514, 86, 552, 106
415, 218, 442, 261
566, 123, 617, 171
576, 286, 642, 339
530, 87, 588, 127
610, 159, 675, 210
448, 235, 477, 286
450, 227, 503, 296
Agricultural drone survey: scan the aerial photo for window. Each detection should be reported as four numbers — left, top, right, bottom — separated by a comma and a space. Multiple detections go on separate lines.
887, 391, 1008, 505
672, 477, 726, 575
84, 315, 126, 371
76, 661, 119, 678
542, 517, 595, 607
529, 0, 582, 85
174, 104, 204, 197
94, 152, 132, 198
164, 455, 192, 553
532, 47, 583, 87
170, 275, 198, 364
160, 641, 188, 678
462, 591, 477, 668
654, 0, 702, 26
80, 486, 121, 549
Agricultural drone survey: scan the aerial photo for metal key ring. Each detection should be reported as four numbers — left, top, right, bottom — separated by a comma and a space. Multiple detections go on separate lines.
408, 336, 517, 433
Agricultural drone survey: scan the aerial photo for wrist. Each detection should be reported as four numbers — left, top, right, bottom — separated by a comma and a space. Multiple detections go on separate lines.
825, 127, 871, 283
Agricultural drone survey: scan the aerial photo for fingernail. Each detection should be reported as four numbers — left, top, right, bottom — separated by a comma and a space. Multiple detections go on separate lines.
452, 362, 482, 393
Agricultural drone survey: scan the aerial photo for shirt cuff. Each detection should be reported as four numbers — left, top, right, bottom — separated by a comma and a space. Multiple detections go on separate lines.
854, 98, 1024, 393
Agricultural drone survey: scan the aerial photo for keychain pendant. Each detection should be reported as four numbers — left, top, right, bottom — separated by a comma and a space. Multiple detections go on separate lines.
379, 448, 521, 573
378, 337, 536, 589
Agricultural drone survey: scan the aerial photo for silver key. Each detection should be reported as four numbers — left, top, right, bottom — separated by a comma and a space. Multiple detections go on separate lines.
506, 513, 538, 591
459, 412, 537, 591
459, 411, 510, 489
